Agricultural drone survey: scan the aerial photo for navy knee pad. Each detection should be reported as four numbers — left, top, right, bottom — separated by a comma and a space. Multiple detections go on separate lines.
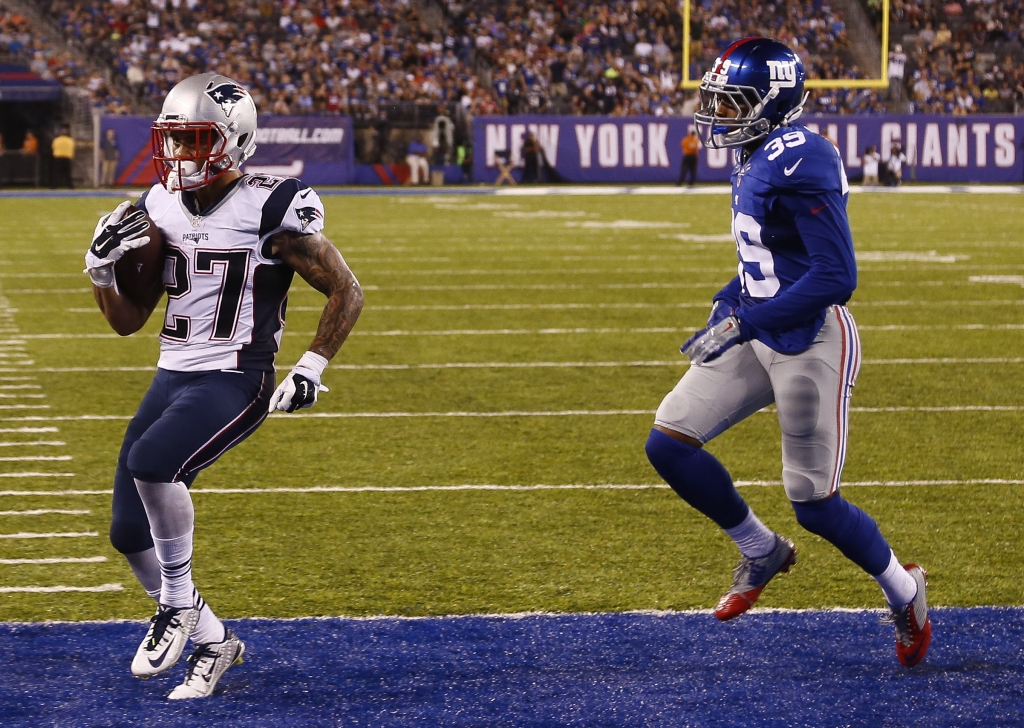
109, 519, 154, 555
791, 495, 891, 576
645, 429, 748, 530
127, 435, 181, 484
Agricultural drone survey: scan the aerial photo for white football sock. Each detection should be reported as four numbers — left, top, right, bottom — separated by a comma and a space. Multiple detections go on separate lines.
124, 547, 161, 601
152, 533, 194, 608
190, 588, 226, 644
724, 509, 777, 559
135, 480, 195, 608
873, 550, 918, 607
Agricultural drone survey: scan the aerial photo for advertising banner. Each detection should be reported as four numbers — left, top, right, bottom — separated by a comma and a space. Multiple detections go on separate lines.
101, 115, 354, 187
472, 115, 1024, 184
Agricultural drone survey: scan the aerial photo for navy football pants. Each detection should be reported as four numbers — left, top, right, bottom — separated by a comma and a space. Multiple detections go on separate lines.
109, 368, 273, 555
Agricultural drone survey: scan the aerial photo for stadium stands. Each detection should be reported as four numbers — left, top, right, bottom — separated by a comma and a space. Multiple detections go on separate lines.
7, 0, 1024, 123
888, 0, 1024, 113
1, 1, 127, 112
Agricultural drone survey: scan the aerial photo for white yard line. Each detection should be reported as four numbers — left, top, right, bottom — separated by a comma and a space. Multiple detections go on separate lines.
0, 556, 105, 564
6, 319, 1024, 343
0, 473, 75, 478
0, 509, 90, 515
1, 479, 1022, 499
3, 356, 1024, 378
0, 367, 150, 373
0, 531, 98, 539
11, 602, 1024, 627
0, 441, 65, 447
0, 456, 73, 462
1, 402, 1022, 426
0, 289, 93, 295
492, 185, 1024, 196
0, 583, 121, 593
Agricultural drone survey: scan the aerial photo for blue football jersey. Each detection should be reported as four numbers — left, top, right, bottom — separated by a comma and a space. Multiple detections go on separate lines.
715, 124, 857, 353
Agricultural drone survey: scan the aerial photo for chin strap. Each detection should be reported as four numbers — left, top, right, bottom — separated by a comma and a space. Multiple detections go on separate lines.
781, 91, 810, 125
749, 86, 779, 123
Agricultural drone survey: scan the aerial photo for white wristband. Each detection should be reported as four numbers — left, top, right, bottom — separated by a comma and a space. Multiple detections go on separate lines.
296, 350, 328, 378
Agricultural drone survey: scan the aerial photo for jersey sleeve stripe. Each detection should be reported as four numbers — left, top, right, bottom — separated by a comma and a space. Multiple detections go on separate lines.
258, 178, 307, 241
135, 188, 152, 214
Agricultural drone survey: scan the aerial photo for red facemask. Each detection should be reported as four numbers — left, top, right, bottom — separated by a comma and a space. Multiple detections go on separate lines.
151, 121, 233, 192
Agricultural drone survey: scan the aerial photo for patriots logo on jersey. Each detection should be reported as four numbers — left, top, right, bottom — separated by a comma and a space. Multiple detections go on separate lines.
205, 83, 247, 117
295, 206, 323, 231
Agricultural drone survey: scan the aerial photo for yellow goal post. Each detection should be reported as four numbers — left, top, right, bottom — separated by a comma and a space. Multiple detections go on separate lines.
681, 0, 890, 89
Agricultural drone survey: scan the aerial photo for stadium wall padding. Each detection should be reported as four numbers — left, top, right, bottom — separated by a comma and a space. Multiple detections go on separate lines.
472, 115, 1024, 184
101, 116, 355, 187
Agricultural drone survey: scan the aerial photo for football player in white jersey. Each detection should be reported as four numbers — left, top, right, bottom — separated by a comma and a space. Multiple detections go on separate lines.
84, 73, 364, 698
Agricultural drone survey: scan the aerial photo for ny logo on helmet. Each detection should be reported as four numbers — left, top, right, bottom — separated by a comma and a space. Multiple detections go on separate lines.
766, 60, 797, 88
295, 206, 323, 231
205, 83, 248, 117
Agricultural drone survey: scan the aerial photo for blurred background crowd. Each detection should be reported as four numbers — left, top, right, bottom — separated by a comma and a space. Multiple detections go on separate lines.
0, 0, 1021, 182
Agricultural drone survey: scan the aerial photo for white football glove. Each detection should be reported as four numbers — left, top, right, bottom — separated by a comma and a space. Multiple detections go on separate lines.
84, 201, 151, 288
269, 351, 330, 413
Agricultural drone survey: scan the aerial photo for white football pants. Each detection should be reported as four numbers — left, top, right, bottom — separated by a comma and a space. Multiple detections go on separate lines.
655, 306, 861, 502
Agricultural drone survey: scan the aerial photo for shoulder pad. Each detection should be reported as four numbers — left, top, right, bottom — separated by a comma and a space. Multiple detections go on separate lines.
752, 127, 845, 193
258, 177, 324, 242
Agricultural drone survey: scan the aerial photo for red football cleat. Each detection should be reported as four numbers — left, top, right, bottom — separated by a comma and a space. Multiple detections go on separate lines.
714, 535, 797, 622
884, 564, 932, 667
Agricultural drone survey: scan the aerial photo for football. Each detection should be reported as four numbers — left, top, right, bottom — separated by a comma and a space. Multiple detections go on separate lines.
114, 206, 166, 306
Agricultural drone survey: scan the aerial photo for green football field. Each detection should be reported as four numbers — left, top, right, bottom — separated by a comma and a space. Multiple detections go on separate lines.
1, 189, 1022, 625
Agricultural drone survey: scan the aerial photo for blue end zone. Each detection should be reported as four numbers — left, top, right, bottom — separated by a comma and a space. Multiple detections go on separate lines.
1, 607, 1021, 726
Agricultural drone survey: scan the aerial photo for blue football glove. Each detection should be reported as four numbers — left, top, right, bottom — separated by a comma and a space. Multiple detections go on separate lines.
681, 305, 742, 366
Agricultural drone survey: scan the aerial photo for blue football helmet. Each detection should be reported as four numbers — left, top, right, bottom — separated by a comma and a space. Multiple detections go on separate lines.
694, 37, 808, 149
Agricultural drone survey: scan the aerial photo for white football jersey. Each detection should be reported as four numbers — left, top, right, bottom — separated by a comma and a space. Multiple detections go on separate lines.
138, 174, 326, 372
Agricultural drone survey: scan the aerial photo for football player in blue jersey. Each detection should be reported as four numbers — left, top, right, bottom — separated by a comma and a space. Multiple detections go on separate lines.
644, 37, 931, 666
85, 73, 364, 697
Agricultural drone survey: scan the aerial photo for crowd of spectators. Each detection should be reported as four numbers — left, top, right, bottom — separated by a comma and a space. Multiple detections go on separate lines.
8, 0, 1024, 119
689, 0, 852, 76
887, 0, 1024, 113
44, 0, 471, 119
38, 0, 691, 119
1, 1, 127, 111
442, 0, 688, 116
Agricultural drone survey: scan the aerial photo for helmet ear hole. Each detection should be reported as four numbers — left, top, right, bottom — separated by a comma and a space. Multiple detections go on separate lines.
237, 133, 248, 149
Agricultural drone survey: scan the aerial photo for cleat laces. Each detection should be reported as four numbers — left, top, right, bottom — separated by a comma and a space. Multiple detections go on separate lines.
181, 643, 218, 685
880, 604, 914, 647
147, 607, 183, 648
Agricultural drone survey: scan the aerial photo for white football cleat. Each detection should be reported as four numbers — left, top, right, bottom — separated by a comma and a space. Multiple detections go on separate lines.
167, 629, 246, 700
131, 604, 200, 678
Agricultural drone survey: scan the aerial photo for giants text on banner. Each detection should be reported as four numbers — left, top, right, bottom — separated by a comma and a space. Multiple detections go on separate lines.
473, 115, 1024, 184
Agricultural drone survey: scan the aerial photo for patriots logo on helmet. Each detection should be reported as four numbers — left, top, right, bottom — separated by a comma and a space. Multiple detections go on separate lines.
206, 83, 247, 117
295, 206, 323, 231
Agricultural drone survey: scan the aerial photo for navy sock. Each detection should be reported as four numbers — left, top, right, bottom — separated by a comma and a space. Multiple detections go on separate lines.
645, 429, 749, 530
791, 495, 892, 576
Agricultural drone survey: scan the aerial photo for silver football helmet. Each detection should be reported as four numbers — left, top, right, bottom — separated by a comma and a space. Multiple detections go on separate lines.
151, 73, 258, 192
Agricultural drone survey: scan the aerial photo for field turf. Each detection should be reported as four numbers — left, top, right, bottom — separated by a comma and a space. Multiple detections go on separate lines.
0, 188, 1022, 723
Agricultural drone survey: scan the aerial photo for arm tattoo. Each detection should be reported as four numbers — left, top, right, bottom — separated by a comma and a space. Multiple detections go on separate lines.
271, 230, 364, 360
